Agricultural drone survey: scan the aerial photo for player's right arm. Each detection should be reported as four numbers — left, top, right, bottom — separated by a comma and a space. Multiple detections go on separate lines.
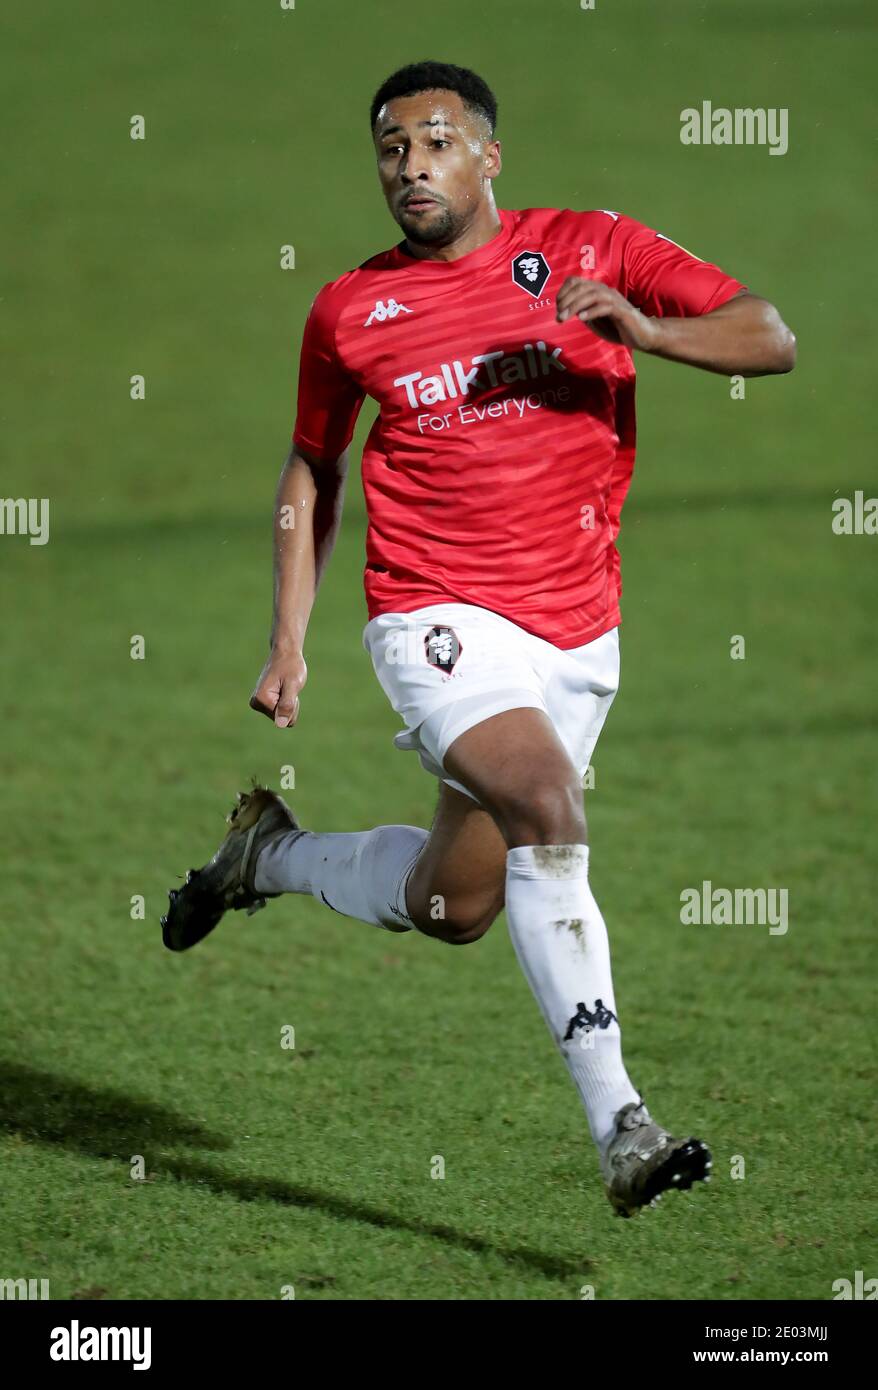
249, 442, 348, 728
249, 279, 365, 728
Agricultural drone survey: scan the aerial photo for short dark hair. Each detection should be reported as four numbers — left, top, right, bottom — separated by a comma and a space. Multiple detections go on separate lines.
370, 61, 498, 135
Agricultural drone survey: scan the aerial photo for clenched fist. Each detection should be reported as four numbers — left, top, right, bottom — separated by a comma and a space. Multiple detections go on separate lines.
249, 646, 308, 728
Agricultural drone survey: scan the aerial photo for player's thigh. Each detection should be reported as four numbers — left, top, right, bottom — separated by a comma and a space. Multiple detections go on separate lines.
407, 781, 507, 940
442, 706, 587, 847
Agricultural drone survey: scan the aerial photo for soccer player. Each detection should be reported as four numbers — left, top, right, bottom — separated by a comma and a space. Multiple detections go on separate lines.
162, 62, 795, 1216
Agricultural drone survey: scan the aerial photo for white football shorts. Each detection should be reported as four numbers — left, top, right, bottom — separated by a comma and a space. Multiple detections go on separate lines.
362, 602, 620, 802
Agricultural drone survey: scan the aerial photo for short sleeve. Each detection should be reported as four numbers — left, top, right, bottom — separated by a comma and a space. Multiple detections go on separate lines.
612, 215, 746, 318
292, 284, 365, 459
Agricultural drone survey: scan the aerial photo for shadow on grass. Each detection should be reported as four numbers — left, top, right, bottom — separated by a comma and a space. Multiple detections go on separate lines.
0, 1060, 589, 1284
165, 1156, 588, 1283
0, 1060, 231, 1156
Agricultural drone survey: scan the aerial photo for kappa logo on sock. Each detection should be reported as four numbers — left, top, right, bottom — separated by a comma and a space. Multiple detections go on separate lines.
563, 998, 618, 1041
424, 625, 462, 675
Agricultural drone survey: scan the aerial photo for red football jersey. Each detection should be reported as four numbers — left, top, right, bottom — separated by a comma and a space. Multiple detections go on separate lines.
292, 208, 744, 648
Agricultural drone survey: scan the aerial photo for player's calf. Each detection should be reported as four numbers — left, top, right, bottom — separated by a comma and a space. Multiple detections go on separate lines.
408, 889, 504, 945
401, 783, 507, 944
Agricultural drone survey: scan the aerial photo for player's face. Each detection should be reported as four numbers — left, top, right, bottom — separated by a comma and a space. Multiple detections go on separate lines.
373, 90, 500, 246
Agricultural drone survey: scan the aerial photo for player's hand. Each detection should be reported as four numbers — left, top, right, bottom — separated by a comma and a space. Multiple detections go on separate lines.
249, 646, 308, 728
556, 277, 660, 352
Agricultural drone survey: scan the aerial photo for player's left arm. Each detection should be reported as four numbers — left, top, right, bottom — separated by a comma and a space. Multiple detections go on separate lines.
557, 282, 795, 377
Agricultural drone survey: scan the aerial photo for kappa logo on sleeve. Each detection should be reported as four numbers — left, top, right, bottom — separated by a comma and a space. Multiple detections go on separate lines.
512, 250, 551, 298
364, 297, 413, 326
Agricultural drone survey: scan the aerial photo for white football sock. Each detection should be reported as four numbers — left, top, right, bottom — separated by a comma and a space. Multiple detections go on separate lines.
505, 843, 639, 1156
254, 825, 426, 931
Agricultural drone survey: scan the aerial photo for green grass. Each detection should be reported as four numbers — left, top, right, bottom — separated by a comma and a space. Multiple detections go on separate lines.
1, 0, 875, 1300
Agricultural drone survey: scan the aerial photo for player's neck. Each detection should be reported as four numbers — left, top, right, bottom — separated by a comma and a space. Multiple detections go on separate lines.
403, 203, 503, 263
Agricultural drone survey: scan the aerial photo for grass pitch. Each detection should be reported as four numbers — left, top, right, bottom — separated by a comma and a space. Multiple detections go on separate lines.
1, 0, 875, 1299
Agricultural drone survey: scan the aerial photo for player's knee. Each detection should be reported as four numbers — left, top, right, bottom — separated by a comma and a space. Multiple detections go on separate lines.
491, 778, 585, 847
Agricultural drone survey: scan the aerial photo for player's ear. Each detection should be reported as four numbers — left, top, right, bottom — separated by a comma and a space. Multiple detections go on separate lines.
485, 139, 502, 179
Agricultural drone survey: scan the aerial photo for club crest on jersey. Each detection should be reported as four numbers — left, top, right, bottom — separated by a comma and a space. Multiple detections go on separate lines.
365, 298, 413, 326
512, 250, 551, 298
424, 625, 461, 675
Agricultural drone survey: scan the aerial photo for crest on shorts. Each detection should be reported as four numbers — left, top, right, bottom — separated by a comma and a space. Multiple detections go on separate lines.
424, 625, 461, 675
512, 250, 551, 298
